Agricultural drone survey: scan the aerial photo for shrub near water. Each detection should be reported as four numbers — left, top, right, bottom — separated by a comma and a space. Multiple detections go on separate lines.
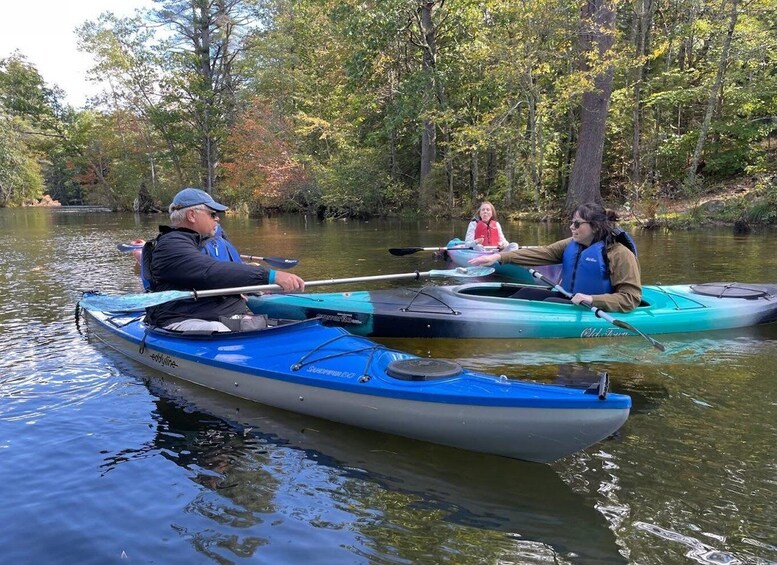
744, 176, 777, 224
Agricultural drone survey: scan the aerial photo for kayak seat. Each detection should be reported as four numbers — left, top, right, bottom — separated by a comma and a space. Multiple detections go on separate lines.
543, 297, 573, 304
218, 314, 268, 332
509, 287, 568, 303
148, 317, 308, 338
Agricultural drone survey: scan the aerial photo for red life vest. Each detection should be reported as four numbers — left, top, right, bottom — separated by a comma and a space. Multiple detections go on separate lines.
473, 220, 500, 246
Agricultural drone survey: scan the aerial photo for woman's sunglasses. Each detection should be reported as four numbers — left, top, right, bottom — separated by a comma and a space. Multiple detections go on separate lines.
570, 220, 589, 229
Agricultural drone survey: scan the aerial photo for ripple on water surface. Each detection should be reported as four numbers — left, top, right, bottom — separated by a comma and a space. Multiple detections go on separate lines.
0, 319, 124, 423
2, 210, 776, 564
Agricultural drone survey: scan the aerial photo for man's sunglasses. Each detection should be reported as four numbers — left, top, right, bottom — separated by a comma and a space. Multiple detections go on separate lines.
194, 208, 219, 219
569, 220, 589, 229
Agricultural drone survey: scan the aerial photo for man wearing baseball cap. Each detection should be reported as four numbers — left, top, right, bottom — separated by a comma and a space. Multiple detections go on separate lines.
142, 188, 305, 332
170, 187, 229, 211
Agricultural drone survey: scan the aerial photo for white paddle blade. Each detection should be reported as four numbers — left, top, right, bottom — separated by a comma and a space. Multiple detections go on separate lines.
430, 266, 494, 278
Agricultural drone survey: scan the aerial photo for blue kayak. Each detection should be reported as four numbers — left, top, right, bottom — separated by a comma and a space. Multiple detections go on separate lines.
78, 296, 631, 463
249, 281, 777, 339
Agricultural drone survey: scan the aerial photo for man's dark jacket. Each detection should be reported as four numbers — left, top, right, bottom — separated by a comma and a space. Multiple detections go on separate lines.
143, 226, 272, 327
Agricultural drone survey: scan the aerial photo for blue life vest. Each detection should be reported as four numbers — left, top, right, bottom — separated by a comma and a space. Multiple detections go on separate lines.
202, 227, 242, 263
560, 240, 614, 295
140, 240, 155, 290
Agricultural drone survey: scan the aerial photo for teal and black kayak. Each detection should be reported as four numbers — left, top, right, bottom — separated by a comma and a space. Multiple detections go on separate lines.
249, 281, 777, 339
77, 296, 630, 463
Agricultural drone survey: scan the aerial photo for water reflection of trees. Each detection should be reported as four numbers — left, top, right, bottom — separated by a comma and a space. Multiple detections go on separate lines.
97, 369, 627, 564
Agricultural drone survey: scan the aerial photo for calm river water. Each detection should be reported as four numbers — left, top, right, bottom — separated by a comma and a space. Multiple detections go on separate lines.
1, 207, 775, 564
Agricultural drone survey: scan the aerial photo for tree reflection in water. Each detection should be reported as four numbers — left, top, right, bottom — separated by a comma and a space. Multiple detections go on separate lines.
97, 364, 627, 564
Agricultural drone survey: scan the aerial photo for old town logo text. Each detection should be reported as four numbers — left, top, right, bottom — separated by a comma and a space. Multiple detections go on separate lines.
580, 328, 630, 338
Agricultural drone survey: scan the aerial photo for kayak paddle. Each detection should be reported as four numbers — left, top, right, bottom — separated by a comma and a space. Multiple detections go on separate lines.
80, 266, 495, 312
527, 268, 665, 352
117, 242, 145, 252
240, 255, 300, 269
389, 245, 498, 256
116, 242, 299, 269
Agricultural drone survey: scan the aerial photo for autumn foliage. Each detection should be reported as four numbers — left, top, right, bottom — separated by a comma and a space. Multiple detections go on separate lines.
223, 98, 307, 208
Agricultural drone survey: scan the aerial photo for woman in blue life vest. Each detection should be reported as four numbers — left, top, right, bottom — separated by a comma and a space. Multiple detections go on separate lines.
464, 201, 512, 250
469, 203, 641, 313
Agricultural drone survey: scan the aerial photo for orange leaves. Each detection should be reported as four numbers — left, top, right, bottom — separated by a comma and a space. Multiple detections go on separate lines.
223, 98, 307, 206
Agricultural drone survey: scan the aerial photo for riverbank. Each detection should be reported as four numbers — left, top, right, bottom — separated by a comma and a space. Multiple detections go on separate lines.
623, 173, 777, 231
508, 172, 777, 231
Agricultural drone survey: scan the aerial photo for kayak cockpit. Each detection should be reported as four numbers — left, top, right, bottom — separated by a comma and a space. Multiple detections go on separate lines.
452, 282, 654, 307
456, 283, 538, 299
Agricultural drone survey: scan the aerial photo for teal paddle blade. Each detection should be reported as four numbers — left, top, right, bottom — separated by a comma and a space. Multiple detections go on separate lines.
79, 290, 194, 312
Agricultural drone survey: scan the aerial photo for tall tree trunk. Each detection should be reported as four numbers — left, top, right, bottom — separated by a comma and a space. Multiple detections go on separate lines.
685, 0, 739, 189
417, 1, 440, 209
444, 128, 454, 209
560, 107, 575, 197
389, 130, 399, 181
485, 145, 497, 192
470, 148, 478, 200
536, 112, 545, 210
526, 91, 541, 208
194, 2, 214, 191
505, 138, 515, 207
388, 68, 400, 182
566, 0, 616, 212
420, 120, 436, 189
677, 3, 700, 135
631, 0, 654, 192
152, 0, 243, 194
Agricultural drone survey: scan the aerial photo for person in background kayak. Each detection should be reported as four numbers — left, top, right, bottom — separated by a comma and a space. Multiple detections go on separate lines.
464, 201, 515, 251
143, 188, 304, 332
469, 203, 641, 313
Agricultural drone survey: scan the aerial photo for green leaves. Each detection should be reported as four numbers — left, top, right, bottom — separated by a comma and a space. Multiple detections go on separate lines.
2, 0, 776, 215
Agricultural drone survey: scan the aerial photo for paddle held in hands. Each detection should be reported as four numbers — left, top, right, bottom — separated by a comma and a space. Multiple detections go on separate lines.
527, 268, 665, 352
80, 266, 495, 312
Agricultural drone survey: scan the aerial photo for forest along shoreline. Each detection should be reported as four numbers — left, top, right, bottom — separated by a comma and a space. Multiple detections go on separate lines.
2, 2, 775, 225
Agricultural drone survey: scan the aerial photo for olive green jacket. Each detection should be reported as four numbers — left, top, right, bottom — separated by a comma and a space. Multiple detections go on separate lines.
498, 237, 642, 312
